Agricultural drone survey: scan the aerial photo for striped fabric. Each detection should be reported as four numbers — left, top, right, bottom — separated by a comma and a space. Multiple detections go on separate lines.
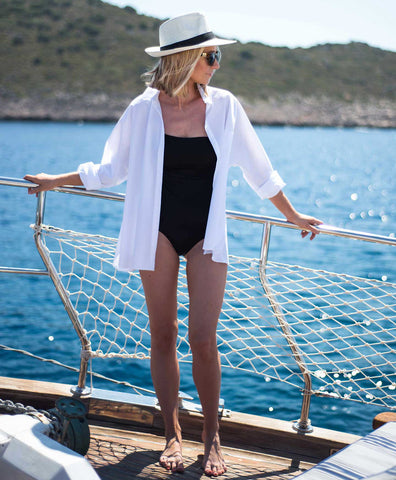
295, 422, 396, 479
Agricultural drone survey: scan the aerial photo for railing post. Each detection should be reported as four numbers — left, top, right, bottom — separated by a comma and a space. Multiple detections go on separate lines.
35, 191, 46, 227
260, 222, 271, 271
259, 222, 313, 433
33, 192, 91, 396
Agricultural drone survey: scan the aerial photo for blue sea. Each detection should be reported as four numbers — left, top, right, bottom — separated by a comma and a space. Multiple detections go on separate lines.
0, 121, 395, 437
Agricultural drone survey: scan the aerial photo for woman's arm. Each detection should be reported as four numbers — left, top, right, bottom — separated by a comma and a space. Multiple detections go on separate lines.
269, 190, 323, 240
24, 172, 83, 195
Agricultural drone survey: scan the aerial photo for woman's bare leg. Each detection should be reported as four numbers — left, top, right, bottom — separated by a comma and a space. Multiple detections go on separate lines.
140, 232, 184, 472
185, 241, 228, 477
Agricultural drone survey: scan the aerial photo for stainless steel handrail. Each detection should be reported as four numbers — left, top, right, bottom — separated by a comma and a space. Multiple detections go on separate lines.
2, 176, 395, 246
0, 267, 48, 275
0, 176, 125, 202
227, 210, 396, 246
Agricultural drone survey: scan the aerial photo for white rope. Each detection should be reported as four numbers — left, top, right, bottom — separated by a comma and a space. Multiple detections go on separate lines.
37, 225, 396, 409
0, 343, 155, 396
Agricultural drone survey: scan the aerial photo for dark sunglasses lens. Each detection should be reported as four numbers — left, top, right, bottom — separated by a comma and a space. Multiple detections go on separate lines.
206, 50, 221, 66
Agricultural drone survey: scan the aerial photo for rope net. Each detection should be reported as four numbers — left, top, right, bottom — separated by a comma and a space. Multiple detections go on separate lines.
37, 225, 396, 409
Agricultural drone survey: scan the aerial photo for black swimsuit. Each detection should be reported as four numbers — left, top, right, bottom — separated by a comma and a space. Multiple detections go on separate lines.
159, 134, 217, 256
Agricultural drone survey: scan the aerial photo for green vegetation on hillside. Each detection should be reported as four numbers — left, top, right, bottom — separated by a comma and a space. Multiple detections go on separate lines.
218, 42, 396, 101
1, 0, 395, 103
1, 0, 159, 98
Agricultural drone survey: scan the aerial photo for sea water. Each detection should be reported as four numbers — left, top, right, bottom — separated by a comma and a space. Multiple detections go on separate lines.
0, 121, 395, 436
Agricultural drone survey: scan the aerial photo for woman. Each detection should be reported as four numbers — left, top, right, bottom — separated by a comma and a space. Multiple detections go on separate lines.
25, 12, 322, 477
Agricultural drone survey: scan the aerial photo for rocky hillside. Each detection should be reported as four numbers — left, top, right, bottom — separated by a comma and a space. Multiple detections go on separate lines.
1, 0, 395, 126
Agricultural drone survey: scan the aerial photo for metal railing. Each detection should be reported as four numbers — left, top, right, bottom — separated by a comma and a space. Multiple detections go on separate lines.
1, 176, 395, 433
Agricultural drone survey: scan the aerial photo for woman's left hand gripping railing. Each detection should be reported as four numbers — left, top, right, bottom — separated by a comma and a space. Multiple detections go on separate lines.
0, 176, 92, 396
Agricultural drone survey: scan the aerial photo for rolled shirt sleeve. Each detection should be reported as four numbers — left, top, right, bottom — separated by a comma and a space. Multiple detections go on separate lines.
230, 97, 286, 199
255, 169, 286, 199
78, 161, 103, 191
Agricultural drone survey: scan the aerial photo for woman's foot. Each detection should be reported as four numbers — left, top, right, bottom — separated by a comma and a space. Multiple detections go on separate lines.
202, 431, 227, 477
159, 434, 184, 473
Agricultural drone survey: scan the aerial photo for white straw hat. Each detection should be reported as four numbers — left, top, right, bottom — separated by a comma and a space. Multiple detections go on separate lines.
145, 12, 236, 57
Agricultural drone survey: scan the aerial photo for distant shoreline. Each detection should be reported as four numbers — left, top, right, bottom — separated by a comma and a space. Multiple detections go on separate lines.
2, 117, 395, 129
1, 94, 395, 128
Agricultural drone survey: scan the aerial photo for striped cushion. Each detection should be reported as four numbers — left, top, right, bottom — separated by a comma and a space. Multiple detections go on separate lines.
295, 422, 396, 479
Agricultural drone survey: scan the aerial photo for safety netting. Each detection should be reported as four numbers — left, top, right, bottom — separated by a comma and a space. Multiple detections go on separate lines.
36, 224, 396, 409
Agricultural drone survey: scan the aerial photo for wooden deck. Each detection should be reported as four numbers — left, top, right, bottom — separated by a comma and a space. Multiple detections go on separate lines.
0, 377, 362, 479
87, 423, 313, 479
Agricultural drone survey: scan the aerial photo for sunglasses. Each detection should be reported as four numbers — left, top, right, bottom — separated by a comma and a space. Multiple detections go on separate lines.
201, 49, 221, 66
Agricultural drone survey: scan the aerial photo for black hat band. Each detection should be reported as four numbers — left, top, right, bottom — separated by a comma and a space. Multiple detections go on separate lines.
160, 31, 215, 51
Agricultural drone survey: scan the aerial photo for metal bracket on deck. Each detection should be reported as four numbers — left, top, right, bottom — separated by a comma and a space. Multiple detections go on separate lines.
70, 385, 92, 397
175, 392, 231, 418
292, 419, 314, 434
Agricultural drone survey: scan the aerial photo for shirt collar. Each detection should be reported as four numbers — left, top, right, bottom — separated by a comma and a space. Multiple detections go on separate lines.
142, 86, 160, 99
198, 84, 213, 105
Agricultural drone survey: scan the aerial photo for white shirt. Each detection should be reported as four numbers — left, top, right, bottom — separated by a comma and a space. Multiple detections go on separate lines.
78, 86, 285, 271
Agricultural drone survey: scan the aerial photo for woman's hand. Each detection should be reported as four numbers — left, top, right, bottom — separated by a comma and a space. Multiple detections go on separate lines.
287, 212, 323, 240
24, 173, 59, 195
269, 191, 323, 240
24, 172, 83, 195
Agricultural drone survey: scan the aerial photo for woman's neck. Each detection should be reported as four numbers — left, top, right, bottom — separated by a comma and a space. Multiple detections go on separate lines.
160, 81, 201, 108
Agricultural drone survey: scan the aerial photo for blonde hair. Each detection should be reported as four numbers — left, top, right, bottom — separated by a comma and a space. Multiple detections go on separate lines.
143, 48, 205, 98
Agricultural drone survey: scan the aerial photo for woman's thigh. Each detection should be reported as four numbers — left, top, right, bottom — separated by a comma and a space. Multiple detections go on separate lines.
140, 232, 180, 339
185, 241, 227, 342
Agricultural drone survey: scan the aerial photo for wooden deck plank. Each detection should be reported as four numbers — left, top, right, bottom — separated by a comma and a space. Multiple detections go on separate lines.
87, 425, 314, 480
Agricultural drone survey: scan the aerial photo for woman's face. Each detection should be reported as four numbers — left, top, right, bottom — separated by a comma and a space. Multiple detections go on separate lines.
190, 47, 220, 86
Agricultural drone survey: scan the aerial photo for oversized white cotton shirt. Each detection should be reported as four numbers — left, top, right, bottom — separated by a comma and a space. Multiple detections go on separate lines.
78, 86, 285, 271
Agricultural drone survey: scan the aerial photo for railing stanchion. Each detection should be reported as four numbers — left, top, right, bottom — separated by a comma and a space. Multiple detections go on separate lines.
260, 222, 271, 271
35, 191, 46, 227
259, 221, 313, 433
33, 191, 92, 396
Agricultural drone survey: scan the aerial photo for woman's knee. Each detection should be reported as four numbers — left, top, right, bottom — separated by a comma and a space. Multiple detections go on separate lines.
189, 331, 218, 360
150, 320, 178, 353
